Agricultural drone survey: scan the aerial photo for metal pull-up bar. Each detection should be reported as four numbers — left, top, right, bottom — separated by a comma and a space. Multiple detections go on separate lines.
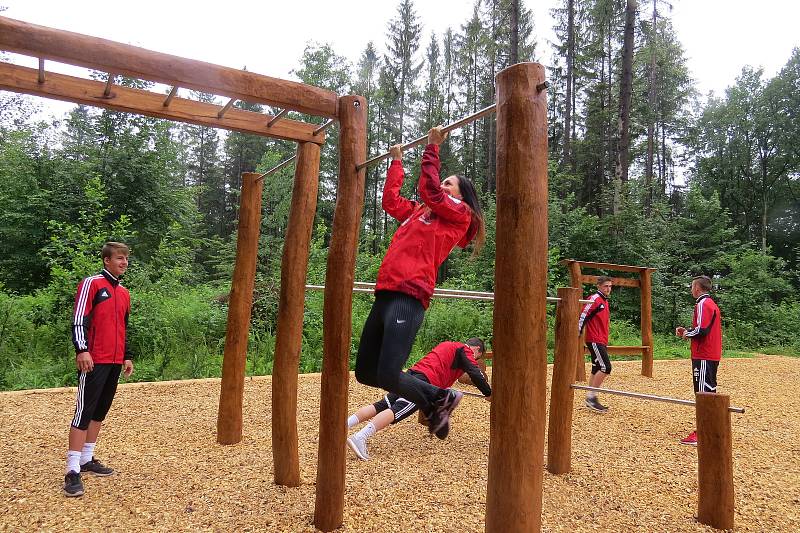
356, 103, 497, 171
571, 384, 746, 413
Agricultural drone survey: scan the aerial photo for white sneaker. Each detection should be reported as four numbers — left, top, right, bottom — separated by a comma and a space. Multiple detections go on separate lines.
347, 435, 369, 461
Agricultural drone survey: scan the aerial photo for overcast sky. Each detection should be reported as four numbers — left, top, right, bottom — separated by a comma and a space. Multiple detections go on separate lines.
2, 0, 799, 120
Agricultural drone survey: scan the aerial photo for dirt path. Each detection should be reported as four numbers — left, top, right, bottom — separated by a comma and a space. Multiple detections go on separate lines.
1, 356, 797, 531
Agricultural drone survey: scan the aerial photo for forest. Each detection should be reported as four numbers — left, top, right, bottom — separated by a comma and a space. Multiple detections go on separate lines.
0, 0, 798, 390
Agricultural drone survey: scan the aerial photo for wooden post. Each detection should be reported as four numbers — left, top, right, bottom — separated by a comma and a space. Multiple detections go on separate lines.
313, 95, 367, 532
568, 261, 587, 382
272, 142, 320, 487
547, 287, 579, 474
640, 268, 654, 377
696, 393, 735, 530
487, 62, 548, 533
216, 172, 264, 445
696, 393, 735, 529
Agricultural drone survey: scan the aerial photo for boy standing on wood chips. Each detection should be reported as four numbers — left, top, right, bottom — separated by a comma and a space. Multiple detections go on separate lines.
676, 275, 722, 446
63, 242, 134, 497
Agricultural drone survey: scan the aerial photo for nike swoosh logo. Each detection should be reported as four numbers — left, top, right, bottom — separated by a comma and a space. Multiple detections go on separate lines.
396, 319, 406, 324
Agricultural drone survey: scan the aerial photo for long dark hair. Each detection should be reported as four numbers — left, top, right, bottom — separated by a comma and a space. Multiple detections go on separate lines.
456, 175, 485, 256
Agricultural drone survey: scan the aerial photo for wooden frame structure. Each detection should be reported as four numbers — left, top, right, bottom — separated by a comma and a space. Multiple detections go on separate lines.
561, 259, 656, 378
547, 299, 739, 529
2, 16, 551, 532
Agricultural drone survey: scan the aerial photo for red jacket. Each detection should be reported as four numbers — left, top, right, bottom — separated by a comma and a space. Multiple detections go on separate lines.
375, 144, 477, 308
579, 291, 610, 345
685, 294, 722, 361
411, 341, 491, 396
72, 269, 132, 364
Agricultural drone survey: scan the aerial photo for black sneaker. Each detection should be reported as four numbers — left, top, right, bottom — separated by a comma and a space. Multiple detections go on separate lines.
80, 457, 114, 476
428, 390, 463, 436
64, 471, 84, 497
434, 419, 450, 440
585, 397, 609, 413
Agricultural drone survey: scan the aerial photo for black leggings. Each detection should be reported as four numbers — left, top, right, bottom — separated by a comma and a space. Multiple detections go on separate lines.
355, 291, 444, 411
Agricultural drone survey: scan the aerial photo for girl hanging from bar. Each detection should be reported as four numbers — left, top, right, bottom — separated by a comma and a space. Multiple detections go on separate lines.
354, 126, 485, 439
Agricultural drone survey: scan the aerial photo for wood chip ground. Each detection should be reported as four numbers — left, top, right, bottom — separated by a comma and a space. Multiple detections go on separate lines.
1, 356, 798, 532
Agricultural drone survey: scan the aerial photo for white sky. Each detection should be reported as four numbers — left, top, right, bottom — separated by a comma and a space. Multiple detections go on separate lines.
1, 0, 799, 119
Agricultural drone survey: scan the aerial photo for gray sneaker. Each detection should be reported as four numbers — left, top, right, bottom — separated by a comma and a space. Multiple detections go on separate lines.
80, 457, 114, 476
346, 435, 369, 461
585, 397, 609, 413
64, 471, 84, 497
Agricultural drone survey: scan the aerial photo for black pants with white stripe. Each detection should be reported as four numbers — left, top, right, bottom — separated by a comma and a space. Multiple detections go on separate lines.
355, 290, 443, 412
692, 359, 719, 393
371, 369, 429, 424
71, 363, 121, 430
587, 342, 612, 375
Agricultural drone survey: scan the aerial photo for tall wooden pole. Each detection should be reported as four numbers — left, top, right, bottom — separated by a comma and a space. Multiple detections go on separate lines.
313, 95, 367, 532
487, 62, 548, 533
216, 173, 264, 445
272, 142, 321, 487
568, 261, 587, 382
547, 287, 579, 475
640, 268, 654, 377
696, 393, 735, 530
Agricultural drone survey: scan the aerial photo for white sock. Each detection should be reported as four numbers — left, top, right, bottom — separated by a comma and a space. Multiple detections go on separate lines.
347, 414, 360, 428
80, 442, 96, 465
355, 422, 376, 441
66, 451, 81, 475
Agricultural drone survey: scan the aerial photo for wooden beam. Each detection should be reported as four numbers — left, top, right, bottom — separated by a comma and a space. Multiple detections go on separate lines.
0, 15, 339, 118
0, 62, 324, 143
272, 142, 320, 488
547, 287, 580, 475
216, 173, 264, 445
580, 274, 640, 288
560, 259, 646, 274
487, 62, 548, 533
314, 95, 367, 532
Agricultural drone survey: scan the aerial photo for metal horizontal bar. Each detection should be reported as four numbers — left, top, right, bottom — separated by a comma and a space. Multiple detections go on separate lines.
267, 108, 288, 127
313, 119, 334, 136
103, 72, 115, 97
570, 385, 745, 414
217, 98, 236, 119
37, 58, 45, 83
163, 85, 178, 107
356, 104, 497, 170
307, 282, 591, 304
257, 154, 297, 180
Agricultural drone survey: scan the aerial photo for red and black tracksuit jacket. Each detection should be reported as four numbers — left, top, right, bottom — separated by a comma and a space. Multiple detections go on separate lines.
376, 144, 478, 308
72, 269, 132, 364
411, 341, 492, 396
685, 293, 722, 361
578, 291, 610, 345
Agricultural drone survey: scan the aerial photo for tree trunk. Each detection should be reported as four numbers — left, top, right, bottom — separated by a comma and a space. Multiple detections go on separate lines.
510, 0, 519, 64
613, 0, 636, 214
645, 0, 657, 215
562, 0, 574, 169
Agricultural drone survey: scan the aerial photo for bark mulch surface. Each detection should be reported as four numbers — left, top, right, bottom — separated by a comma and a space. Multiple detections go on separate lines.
1, 355, 798, 532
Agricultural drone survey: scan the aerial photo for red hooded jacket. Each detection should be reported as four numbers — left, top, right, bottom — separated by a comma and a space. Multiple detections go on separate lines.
376, 144, 477, 308
71, 269, 132, 364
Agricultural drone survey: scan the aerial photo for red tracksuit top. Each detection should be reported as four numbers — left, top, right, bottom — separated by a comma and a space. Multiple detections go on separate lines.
375, 144, 477, 308
71, 269, 132, 364
411, 341, 492, 396
685, 293, 722, 361
578, 291, 610, 345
